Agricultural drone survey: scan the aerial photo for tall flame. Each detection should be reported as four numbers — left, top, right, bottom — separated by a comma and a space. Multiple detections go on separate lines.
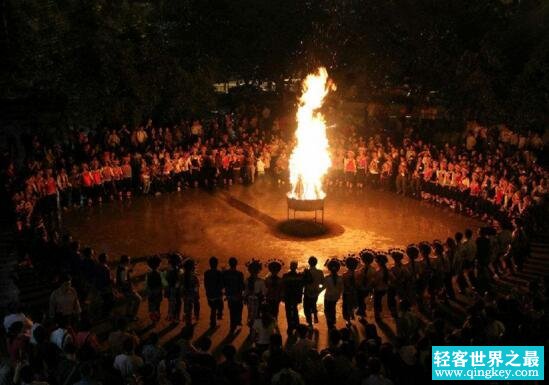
288, 67, 333, 200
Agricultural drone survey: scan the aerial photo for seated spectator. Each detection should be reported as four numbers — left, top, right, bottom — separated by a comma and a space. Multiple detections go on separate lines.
49, 316, 74, 351
113, 338, 144, 379
141, 332, 165, 367
252, 308, 278, 352
3, 302, 33, 333
108, 317, 140, 357
289, 324, 315, 363
73, 362, 101, 385
217, 345, 244, 385
74, 317, 100, 360
7, 321, 29, 365
363, 357, 394, 385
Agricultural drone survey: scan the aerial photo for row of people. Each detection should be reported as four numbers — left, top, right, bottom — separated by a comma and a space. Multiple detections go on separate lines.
121, 226, 520, 335
9, 137, 547, 240
4, 227, 544, 385
43, 216, 527, 343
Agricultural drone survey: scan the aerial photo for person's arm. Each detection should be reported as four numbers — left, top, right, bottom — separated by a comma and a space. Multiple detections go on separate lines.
195, 275, 200, 292
218, 271, 225, 298
337, 277, 344, 297
243, 277, 250, 298
273, 321, 280, 335
87, 333, 101, 351
132, 332, 140, 348
73, 293, 82, 316
202, 269, 209, 290
136, 356, 144, 369
239, 273, 246, 299
12, 361, 24, 385
261, 279, 268, 297
318, 272, 326, 293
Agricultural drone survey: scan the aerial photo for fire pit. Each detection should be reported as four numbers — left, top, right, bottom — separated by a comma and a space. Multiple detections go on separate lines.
287, 196, 325, 223
285, 67, 334, 226
282, 67, 335, 230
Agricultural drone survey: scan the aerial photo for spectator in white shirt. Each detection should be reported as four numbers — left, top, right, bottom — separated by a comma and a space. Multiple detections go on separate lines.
50, 316, 73, 350
252, 308, 278, 352
3, 302, 32, 333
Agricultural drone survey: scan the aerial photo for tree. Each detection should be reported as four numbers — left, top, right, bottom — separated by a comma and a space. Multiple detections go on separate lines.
1, 0, 547, 131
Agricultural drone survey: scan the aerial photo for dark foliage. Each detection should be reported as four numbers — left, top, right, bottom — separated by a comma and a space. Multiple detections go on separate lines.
0, 0, 547, 129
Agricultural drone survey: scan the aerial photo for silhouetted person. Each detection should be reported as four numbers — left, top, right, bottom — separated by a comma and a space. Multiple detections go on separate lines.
303, 256, 324, 327
282, 261, 303, 335
204, 256, 224, 328
223, 257, 245, 332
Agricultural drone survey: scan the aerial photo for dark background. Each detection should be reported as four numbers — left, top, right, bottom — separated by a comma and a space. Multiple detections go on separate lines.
0, 0, 547, 131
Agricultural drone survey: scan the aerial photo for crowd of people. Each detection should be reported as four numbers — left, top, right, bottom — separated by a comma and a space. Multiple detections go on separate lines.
3, 111, 548, 235
1, 222, 547, 385
1, 108, 548, 385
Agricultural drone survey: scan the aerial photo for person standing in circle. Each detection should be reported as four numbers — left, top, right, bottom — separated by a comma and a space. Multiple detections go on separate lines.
204, 256, 224, 328
145, 255, 163, 324
357, 249, 376, 320
282, 261, 303, 335
265, 259, 284, 320
387, 248, 409, 317
302, 256, 324, 328
181, 258, 200, 325
324, 258, 343, 330
223, 257, 245, 333
373, 252, 389, 319
342, 254, 360, 328
244, 259, 266, 327
165, 254, 182, 323
116, 255, 141, 321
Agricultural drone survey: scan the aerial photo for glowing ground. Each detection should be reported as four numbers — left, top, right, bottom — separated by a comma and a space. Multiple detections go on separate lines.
61, 177, 483, 352
63, 178, 482, 266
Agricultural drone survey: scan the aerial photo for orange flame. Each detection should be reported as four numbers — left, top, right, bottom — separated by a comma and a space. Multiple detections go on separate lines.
287, 67, 333, 200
